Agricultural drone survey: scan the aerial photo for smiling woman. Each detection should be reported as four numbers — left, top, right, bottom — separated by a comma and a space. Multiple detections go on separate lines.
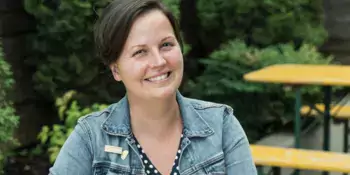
108, 9, 183, 100
48, 0, 257, 175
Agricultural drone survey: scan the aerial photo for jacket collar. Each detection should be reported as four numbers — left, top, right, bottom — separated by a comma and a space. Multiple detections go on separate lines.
101, 91, 214, 138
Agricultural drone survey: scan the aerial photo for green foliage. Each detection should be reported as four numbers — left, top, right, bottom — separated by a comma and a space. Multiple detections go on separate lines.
37, 90, 107, 163
196, 0, 327, 51
0, 42, 19, 174
185, 40, 334, 141
162, 0, 180, 19
24, 0, 124, 104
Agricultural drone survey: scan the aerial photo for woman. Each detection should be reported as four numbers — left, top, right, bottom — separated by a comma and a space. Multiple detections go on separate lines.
49, 0, 257, 174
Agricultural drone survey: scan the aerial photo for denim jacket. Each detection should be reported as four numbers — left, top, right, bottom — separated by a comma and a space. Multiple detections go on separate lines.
49, 92, 257, 175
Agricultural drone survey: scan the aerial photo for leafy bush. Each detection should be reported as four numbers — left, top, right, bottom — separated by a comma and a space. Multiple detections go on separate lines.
185, 40, 334, 141
162, 0, 180, 19
0, 42, 19, 173
24, 0, 124, 104
37, 90, 107, 163
195, 0, 326, 55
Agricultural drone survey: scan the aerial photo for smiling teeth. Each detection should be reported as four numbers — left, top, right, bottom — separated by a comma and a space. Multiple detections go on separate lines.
148, 73, 168, 82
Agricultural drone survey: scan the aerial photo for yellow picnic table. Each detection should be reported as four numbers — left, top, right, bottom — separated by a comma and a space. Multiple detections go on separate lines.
251, 144, 350, 173
244, 64, 350, 175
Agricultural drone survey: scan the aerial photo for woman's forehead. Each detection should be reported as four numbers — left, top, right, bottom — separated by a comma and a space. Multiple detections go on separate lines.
125, 10, 175, 46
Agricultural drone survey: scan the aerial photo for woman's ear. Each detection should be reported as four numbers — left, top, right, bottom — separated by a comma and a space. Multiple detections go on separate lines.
110, 64, 122, 81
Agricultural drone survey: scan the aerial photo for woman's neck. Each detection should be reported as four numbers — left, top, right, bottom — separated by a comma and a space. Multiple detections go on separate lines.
127, 93, 182, 140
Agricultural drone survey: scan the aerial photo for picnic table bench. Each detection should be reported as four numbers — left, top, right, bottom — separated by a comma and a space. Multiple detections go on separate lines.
301, 103, 350, 154
251, 144, 350, 175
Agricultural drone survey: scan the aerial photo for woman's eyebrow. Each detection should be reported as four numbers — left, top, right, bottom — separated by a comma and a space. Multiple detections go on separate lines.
160, 36, 175, 42
129, 44, 146, 51
128, 36, 175, 51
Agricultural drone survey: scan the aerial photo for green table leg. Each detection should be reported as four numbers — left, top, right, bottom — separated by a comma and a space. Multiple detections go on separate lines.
323, 86, 331, 151
322, 86, 332, 175
256, 166, 264, 175
294, 87, 302, 148
343, 121, 349, 175
294, 87, 302, 175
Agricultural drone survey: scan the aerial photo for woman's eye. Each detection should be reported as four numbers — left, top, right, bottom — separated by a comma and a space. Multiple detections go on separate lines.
161, 42, 173, 48
132, 49, 145, 57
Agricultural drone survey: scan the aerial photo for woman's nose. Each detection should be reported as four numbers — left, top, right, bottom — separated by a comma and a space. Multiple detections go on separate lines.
150, 50, 166, 68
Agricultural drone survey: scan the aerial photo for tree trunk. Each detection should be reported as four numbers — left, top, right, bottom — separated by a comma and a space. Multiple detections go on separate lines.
0, 0, 56, 147
322, 0, 350, 65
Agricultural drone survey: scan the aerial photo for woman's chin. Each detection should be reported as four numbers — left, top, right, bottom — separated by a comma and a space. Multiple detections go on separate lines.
147, 77, 181, 99
149, 86, 178, 99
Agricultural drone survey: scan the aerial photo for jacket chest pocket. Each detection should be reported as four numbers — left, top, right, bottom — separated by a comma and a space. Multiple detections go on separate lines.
203, 159, 226, 175
202, 152, 226, 175
93, 161, 135, 175
183, 152, 226, 175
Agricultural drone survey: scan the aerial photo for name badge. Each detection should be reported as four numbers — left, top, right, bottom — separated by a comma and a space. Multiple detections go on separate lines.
104, 145, 123, 154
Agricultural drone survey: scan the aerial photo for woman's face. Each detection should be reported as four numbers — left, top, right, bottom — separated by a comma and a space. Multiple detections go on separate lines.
111, 10, 183, 100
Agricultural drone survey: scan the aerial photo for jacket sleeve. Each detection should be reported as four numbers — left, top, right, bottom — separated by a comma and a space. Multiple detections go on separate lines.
49, 121, 93, 175
222, 106, 258, 174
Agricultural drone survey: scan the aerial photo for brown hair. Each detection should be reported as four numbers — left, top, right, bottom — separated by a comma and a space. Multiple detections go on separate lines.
94, 0, 183, 66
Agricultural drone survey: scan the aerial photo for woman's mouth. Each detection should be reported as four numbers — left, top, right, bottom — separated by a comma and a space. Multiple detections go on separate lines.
145, 72, 171, 82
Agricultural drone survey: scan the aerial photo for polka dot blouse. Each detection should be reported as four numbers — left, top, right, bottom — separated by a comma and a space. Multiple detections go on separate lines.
133, 134, 184, 175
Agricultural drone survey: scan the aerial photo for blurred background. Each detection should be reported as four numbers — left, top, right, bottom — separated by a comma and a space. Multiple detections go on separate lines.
0, 0, 350, 174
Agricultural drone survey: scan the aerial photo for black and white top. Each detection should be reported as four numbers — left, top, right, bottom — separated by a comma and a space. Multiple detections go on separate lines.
133, 134, 184, 175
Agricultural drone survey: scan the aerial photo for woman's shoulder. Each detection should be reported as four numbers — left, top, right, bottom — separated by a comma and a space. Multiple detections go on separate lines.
182, 96, 234, 115
180, 96, 238, 130
181, 97, 245, 142
77, 103, 116, 122
76, 99, 126, 130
